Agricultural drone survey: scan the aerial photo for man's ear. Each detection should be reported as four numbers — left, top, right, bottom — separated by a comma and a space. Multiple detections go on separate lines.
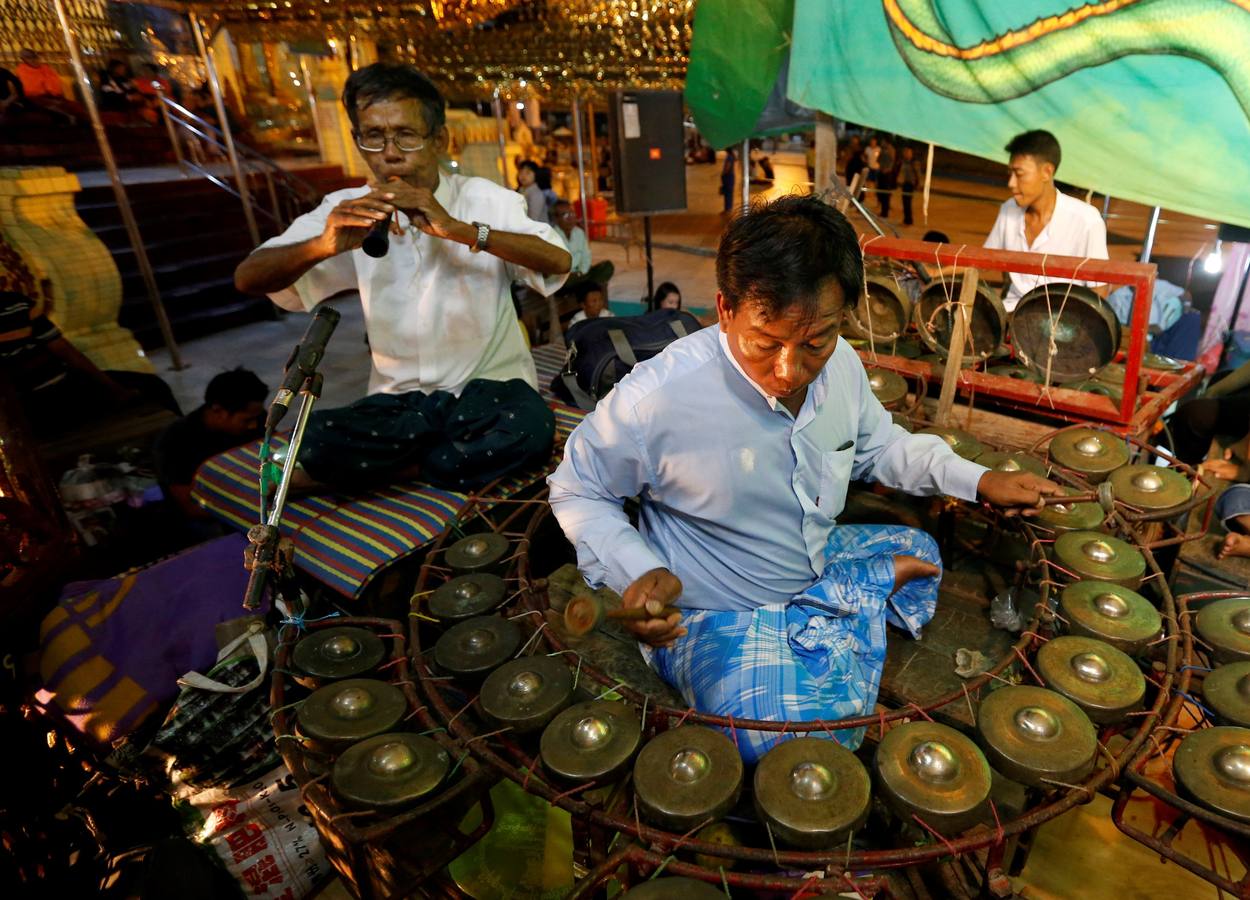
715, 291, 733, 331
434, 124, 450, 154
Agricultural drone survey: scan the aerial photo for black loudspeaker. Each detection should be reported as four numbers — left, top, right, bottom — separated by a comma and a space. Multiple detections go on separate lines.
607, 90, 687, 215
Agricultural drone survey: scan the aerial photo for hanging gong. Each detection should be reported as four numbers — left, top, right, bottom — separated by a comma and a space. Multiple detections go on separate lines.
621, 878, 729, 899
975, 685, 1098, 788
433, 615, 522, 680
1202, 662, 1250, 728
875, 721, 992, 836
918, 427, 984, 461
846, 275, 912, 342
1172, 726, 1250, 824
753, 737, 871, 849
445, 532, 511, 574
975, 451, 1049, 478
1052, 531, 1145, 589
1048, 428, 1130, 483
1035, 635, 1145, 724
1059, 379, 1123, 405
297, 678, 407, 748
1058, 581, 1162, 656
1092, 362, 1126, 385
1107, 464, 1193, 512
1009, 283, 1121, 383
540, 700, 642, 783
1033, 489, 1105, 535
633, 726, 744, 831
479, 655, 574, 734
914, 276, 1005, 364
866, 368, 909, 410
293, 627, 386, 681
1195, 598, 1250, 665
428, 573, 509, 623
988, 365, 1043, 383
332, 732, 450, 810
1143, 352, 1186, 372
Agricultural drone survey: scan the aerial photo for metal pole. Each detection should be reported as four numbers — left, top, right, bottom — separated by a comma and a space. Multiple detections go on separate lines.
571, 95, 588, 233
51, 0, 183, 370
643, 216, 654, 301
190, 12, 261, 247
740, 138, 750, 210
584, 101, 597, 197
157, 91, 185, 169
299, 56, 325, 163
492, 89, 509, 186
1139, 205, 1162, 263
1101, 193, 1111, 220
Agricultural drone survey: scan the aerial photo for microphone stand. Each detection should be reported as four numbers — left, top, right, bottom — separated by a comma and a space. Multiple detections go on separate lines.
243, 369, 324, 611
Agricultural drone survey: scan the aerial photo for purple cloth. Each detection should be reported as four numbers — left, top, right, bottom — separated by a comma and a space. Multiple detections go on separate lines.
41, 533, 259, 741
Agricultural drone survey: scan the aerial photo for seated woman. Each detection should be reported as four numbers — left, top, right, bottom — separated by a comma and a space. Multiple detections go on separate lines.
649, 281, 682, 311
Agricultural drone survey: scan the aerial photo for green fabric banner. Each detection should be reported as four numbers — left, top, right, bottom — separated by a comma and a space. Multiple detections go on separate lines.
688, 0, 1250, 228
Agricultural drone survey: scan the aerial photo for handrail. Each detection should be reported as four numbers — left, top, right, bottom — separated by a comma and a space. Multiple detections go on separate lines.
156, 93, 323, 230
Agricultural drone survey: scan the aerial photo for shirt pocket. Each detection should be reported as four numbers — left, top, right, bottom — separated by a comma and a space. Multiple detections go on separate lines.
818, 446, 855, 519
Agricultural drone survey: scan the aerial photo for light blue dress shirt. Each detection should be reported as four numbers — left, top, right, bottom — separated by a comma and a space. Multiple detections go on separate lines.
547, 326, 988, 612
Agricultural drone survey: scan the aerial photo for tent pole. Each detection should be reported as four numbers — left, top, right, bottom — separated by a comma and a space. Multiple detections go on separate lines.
52, 0, 183, 370
492, 89, 508, 186
740, 138, 749, 210
572, 94, 588, 232
1140, 205, 1162, 263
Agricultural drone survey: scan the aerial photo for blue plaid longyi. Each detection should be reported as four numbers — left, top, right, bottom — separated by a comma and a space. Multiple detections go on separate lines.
650, 525, 941, 763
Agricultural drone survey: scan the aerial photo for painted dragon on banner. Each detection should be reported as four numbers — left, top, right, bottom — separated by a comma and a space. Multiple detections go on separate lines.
883, 0, 1250, 124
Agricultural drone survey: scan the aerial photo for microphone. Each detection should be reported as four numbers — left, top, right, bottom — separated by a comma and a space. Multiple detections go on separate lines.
361, 215, 391, 258
265, 304, 341, 430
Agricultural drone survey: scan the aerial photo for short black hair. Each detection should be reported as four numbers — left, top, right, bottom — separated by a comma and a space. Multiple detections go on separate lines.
204, 368, 267, 412
922, 230, 950, 243
342, 63, 445, 132
517, 159, 540, 176
651, 281, 681, 310
575, 281, 605, 304
716, 195, 861, 321
1005, 130, 1061, 172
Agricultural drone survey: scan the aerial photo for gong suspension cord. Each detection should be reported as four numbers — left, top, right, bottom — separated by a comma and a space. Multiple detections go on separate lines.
860, 233, 886, 360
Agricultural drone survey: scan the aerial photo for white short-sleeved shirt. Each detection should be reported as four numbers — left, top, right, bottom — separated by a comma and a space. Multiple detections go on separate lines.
984, 190, 1109, 310
262, 173, 569, 397
563, 225, 592, 275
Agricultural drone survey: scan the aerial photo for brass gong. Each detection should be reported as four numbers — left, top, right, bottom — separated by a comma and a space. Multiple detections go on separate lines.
1059, 379, 1123, 405
914, 276, 1005, 364
428, 573, 509, 623
975, 685, 1098, 788
1202, 662, 1250, 728
1035, 635, 1145, 724
866, 368, 909, 410
297, 678, 407, 748
479, 655, 574, 734
1052, 531, 1145, 589
1010, 282, 1121, 383
332, 732, 450, 810
1047, 428, 1130, 483
918, 427, 984, 461
433, 615, 522, 680
1195, 598, 1250, 665
1173, 726, 1250, 824
293, 627, 386, 681
621, 878, 729, 899
633, 726, 744, 831
875, 721, 992, 835
540, 700, 642, 782
1058, 581, 1162, 656
1143, 352, 1186, 372
1033, 489, 1105, 535
444, 532, 511, 574
976, 451, 1048, 478
753, 737, 871, 848
1107, 464, 1192, 512
846, 275, 912, 342
987, 365, 1043, 383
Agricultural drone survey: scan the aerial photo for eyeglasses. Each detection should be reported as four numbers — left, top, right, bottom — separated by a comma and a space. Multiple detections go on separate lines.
355, 131, 432, 154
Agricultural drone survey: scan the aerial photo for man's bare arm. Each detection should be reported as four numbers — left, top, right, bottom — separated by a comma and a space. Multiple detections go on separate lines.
235, 236, 336, 296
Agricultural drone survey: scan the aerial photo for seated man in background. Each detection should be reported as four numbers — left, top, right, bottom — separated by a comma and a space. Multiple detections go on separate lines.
15, 48, 82, 124
549, 196, 1055, 760
553, 200, 614, 290
568, 281, 612, 325
0, 289, 179, 438
234, 63, 570, 493
984, 130, 1108, 311
154, 368, 267, 524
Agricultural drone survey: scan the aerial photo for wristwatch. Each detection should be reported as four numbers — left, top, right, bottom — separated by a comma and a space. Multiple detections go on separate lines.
470, 221, 490, 253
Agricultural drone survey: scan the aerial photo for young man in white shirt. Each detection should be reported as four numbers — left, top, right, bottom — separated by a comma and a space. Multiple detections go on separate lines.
984, 130, 1108, 311
235, 64, 571, 491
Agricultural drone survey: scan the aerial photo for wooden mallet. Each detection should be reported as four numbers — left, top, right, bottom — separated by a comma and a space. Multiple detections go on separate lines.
563, 594, 681, 637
